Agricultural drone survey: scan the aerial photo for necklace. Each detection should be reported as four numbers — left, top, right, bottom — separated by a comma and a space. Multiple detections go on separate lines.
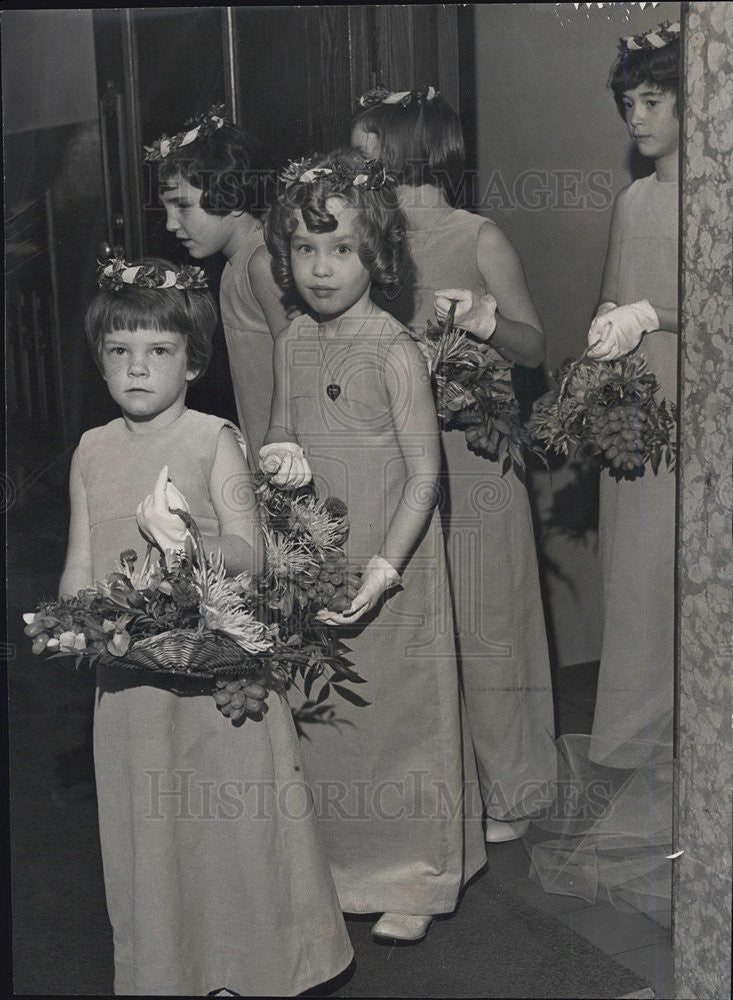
316, 305, 374, 401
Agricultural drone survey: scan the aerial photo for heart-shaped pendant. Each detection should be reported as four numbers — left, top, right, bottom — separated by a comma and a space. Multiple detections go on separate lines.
326, 383, 341, 401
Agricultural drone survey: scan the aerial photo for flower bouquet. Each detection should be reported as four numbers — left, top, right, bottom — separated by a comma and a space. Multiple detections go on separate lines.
23, 478, 367, 724
529, 350, 676, 480
411, 302, 542, 475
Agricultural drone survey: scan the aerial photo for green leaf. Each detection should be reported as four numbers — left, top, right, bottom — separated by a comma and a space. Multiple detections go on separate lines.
331, 683, 371, 706
315, 681, 331, 704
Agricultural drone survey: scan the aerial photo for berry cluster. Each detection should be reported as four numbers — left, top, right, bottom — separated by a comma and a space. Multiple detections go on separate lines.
585, 399, 646, 475
298, 551, 362, 614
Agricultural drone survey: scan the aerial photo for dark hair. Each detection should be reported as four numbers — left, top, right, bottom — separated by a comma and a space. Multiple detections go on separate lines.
264, 149, 409, 309
609, 41, 681, 119
84, 258, 217, 383
156, 122, 270, 216
350, 91, 465, 191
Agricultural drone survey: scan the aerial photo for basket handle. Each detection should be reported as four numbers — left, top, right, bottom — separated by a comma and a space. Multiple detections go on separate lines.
169, 506, 209, 608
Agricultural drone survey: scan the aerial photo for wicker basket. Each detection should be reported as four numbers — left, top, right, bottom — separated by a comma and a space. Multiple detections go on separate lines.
97, 628, 259, 679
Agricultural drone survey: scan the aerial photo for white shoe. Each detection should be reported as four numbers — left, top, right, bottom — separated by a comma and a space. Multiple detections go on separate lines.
485, 817, 530, 843
371, 912, 433, 942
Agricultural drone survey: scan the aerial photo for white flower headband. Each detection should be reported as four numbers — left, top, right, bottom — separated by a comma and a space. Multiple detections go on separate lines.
358, 86, 439, 109
279, 155, 394, 190
144, 105, 227, 163
621, 20, 680, 52
97, 258, 208, 292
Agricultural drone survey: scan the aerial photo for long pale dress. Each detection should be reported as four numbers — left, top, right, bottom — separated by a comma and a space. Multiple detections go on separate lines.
220, 226, 274, 462
375, 205, 556, 821
78, 408, 352, 996
286, 310, 487, 914
529, 175, 677, 920
590, 174, 678, 767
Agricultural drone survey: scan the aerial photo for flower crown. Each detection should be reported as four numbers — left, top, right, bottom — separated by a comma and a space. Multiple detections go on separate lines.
279, 154, 395, 191
358, 85, 438, 110
144, 105, 228, 162
620, 20, 680, 53
97, 258, 209, 292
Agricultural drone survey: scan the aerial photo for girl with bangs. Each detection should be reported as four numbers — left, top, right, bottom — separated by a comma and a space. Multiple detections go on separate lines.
261, 149, 486, 942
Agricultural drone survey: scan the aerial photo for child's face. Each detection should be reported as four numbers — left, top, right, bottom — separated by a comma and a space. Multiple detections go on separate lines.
350, 124, 381, 160
160, 175, 238, 259
622, 85, 679, 162
291, 198, 372, 319
101, 327, 197, 428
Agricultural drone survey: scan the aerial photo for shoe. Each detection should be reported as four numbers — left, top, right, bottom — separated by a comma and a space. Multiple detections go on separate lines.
371, 912, 433, 942
485, 817, 530, 843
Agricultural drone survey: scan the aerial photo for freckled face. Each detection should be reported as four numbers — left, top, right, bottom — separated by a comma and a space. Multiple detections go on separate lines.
290, 199, 372, 320
101, 327, 196, 427
622, 85, 679, 162
160, 175, 238, 259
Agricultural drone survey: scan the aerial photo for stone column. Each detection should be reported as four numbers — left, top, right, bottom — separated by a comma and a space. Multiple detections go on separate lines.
674, 4, 733, 997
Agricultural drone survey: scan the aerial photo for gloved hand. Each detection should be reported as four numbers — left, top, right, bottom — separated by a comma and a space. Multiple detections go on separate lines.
258, 442, 312, 490
434, 288, 498, 341
587, 299, 659, 361
316, 554, 401, 626
136, 466, 190, 557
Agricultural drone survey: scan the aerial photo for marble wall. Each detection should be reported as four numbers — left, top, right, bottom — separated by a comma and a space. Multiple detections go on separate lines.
674, 4, 733, 997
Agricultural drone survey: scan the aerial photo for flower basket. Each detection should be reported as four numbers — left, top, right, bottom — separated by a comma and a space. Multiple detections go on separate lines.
529, 349, 676, 480
23, 476, 366, 723
95, 628, 263, 680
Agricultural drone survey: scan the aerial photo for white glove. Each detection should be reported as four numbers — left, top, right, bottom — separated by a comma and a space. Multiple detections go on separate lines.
434, 288, 498, 342
136, 465, 190, 556
316, 554, 401, 626
587, 300, 659, 361
258, 442, 312, 490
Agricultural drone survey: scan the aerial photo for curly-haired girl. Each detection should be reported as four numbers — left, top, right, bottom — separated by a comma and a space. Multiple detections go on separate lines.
261, 149, 486, 942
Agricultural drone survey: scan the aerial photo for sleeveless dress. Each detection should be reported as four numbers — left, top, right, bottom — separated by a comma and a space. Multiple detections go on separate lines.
375, 205, 556, 821
78, 408, 352, 996
220, 226, 274, 463
285, 310, 487, 914
528, 175, 677, 920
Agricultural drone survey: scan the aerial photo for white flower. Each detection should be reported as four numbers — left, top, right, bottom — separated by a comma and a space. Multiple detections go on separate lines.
353, 174, 368, 186
159, 139, 171, 157
299, 167, 333, 184
22, 613, 36, 625
382, 90, 412, 104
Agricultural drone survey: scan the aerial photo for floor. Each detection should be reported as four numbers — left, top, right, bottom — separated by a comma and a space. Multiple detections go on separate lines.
6, 473, 675, 999
536, 664, 675, 1000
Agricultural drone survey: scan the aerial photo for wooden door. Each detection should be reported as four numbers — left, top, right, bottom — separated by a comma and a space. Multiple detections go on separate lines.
92, 5, 462, 259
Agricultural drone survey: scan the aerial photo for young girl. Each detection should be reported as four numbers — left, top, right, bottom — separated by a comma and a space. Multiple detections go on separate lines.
149, 107, 293, 461
60, 258, 352, 995
585, 21, 680, 769
350, 89, 556, 842
526, 22, 679, 921
262, 150, 486, 942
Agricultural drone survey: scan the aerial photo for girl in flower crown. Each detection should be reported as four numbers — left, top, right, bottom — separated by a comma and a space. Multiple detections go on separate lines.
148, 107, 293, 462
351, 88, 556, 844
528, 21, 681, 922
60, 258, 352, 995
262, 149, 486, 943
584, 21, 680, 770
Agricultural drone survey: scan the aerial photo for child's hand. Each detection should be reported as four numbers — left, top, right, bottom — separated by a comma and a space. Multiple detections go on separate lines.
316, 554, 401, 626
587, 300, 659, 360
136, 465, 190, 554
258, 442, 312, 490
434, 288, 498, 342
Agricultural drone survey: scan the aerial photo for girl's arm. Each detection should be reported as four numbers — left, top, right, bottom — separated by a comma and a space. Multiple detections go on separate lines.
59, 450, 93, 597
379, 336, 441, 573
263, 326, 299, 445
248, 244, 296, 339
206, 427, 264, 576
476, 222, 545, 368
598, 186, 627, 308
